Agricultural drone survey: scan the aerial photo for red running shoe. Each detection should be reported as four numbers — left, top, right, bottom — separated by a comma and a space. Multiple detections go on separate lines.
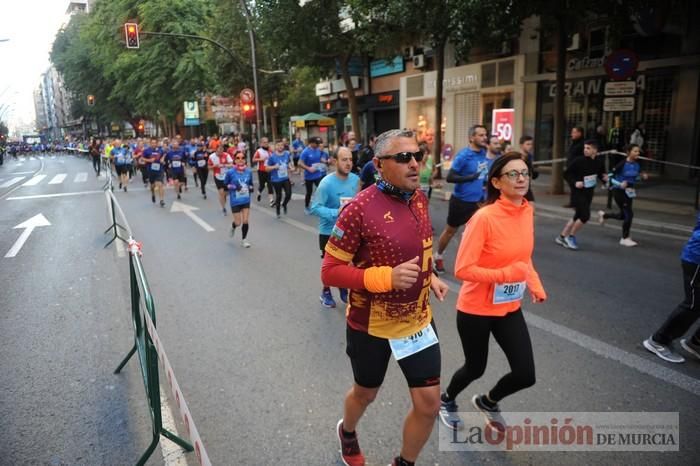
336, 419, 365, 466
433, 258, 445, 274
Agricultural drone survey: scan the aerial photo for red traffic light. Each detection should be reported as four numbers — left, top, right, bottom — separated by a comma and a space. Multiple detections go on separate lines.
242, 104, 251, 112
87, 94, 95, 106
125, 23, 140, 49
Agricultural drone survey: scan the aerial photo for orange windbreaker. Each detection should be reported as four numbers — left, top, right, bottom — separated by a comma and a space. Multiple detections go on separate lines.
454, 197, 546, 316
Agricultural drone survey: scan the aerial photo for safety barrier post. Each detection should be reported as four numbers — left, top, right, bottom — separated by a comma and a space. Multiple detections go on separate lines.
104, 190, 128, 248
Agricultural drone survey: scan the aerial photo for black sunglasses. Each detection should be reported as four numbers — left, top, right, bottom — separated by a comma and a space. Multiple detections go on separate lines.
378, 151, 423, 163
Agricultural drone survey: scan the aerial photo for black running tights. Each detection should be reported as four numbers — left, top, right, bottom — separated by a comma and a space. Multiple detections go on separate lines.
305, 178, 321, 208
273, 180, 292, 215
445, 309, 535, 403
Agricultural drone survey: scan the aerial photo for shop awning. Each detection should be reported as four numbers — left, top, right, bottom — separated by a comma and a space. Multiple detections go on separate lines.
290, 112, 336, 127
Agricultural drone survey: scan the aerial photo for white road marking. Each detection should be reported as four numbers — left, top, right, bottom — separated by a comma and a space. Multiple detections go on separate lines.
10, 171, 34, 175
51, 156, 56, 159
23, 174, 47, 186
170, 201, 215, 232
0, 176, 25, 188
48, 174, 67, 184
29, 157, 36, 160
159, 388, 189, 466
74, 172, 88, 183
4, 213, 51, 258
7, 190, 104, 200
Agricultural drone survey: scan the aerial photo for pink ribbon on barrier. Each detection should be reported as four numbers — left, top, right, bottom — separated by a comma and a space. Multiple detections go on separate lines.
128, 239, 143, 257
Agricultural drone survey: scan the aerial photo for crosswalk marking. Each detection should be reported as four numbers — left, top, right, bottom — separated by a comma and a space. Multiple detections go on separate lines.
0, 176, 25, 188
29, 157, 36, 160
49, 174, 67, 184
74, 172, 88, 183
23, 175, 47, 186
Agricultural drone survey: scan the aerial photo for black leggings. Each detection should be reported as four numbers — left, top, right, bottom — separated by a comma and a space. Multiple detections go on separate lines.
572, 188, 594, 223
445, 309, 535, 403
305, 178, 321, 208
653, 261, 700, 345
92, 155, 101, 174
604, 189, 634, 238
197, 168, 209, 195
257, 171, 273, 195
272, 180, 292, 215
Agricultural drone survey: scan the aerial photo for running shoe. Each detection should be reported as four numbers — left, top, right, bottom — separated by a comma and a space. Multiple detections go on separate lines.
680, 338, 700, 360
555, 235, 568, 248
241, 239, 251, 248
439, 395, 464, 431
276, 213, 281, 219
564, 235, 579, 250
433, 258, 445, 274
119, 182, 122, 189
151, 194, 156, 204
336, 419, 365, 466
203, 193, 207, 199
159, 200, 165, 208
269, 198, 275, 207
339, 288, 348, 304
222, 207, 227, 216
257, 193, 261, 202
124, 186, 127, 193
177, 193, 181, 200
321, 290, 336, 308
597, 210, 606, 225
643, 337, 685, 363
283, 205, 288, 215
472, 394, 506, 433
619, 237, 638, 247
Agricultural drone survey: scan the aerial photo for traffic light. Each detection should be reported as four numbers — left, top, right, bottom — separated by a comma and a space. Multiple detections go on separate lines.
125, 23, 139, 49
87, 95, 95, 106
242, 103, 255, 119
137, 120, 145, 134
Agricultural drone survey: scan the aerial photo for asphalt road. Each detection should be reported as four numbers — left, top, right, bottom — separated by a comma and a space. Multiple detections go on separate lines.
1, 153, 698, 466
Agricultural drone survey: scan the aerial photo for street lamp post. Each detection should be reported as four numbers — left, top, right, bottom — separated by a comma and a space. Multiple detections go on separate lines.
239, 0, 261, 146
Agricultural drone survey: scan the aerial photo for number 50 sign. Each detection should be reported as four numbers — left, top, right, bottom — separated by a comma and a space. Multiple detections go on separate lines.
492, 108, 515, 142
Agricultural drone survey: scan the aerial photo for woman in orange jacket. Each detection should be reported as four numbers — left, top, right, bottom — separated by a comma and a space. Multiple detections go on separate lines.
438, 152, 547, 432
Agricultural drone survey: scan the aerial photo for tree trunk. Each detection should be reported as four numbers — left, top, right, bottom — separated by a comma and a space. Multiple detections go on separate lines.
551, 13, 567, 194
432, 40, 446, 169
339, 53, 362, 143
271, 105, 278, 142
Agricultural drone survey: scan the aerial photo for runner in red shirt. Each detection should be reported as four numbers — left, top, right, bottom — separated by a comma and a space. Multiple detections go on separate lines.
208, 145, 233, 215
252, 137, 274, 207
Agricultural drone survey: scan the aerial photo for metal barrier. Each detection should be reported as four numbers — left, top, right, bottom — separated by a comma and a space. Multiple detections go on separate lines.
104, 189, 211, 466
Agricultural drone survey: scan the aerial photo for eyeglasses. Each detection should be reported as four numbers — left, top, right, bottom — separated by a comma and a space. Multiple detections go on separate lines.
500, 169, 530, 180
234, 156, 245, 160
377, 151, 423, 163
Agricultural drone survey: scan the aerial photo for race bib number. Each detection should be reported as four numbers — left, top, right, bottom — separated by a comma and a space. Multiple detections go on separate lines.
339, 196, 352, 207
313, 162, 324, 172
278, 164, 288, 178
477, 162, 488, 180
115, 155, 124, 164
150, 162, 161, 171
583, 174, 597, 188
215, 171, 226, 180
625, 187, 636, 198
197, 159, 206, 167
172, 160, 182, 168
388, 323, 438, 361
239, 184, 249, 195
493, 281, 527, 304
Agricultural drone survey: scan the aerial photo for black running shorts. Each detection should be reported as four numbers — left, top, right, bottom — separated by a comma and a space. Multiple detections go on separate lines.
346, 322, 441, 389
230, 203, 250, 213
446, 196, 480, 228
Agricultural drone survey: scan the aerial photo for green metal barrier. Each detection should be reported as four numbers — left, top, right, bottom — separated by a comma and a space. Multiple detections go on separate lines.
114, 242, 193, 465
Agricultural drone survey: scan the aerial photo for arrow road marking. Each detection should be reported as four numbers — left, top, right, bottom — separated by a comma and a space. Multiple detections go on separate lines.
170, 201, 215, 232
4, 213, 51, 258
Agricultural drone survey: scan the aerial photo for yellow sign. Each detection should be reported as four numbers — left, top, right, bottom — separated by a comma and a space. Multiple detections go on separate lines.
295, 120, 306, 128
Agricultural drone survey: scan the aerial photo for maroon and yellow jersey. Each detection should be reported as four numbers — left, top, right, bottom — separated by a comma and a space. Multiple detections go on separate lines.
325, 185, 434, 339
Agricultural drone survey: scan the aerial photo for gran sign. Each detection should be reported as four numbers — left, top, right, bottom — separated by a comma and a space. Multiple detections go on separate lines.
548, 75, 645, 98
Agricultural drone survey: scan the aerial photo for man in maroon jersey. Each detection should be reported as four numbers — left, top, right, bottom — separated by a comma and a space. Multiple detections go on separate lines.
321, 129, 449, 466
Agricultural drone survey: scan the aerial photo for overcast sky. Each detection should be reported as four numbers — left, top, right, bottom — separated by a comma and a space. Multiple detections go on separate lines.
0, 0, 70, 131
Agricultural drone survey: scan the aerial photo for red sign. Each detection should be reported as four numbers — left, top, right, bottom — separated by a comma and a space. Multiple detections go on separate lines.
378, 94, 394, 104
239, 88, 255, 104
492, 108, 515, 142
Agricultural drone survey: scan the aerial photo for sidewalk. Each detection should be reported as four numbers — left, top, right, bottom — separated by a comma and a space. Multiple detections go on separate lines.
432, 172, 698, 237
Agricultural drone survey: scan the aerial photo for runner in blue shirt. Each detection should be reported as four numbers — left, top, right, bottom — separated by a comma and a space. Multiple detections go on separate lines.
142, 139, 166, 207
224, 151, 254, 248
434, 125, 488, 273
191, 142, 209, 199
265, 141, 293, 218
165, 141, 187, 200
111, 139, 130, 192
310, 146, 360, 307
291, 133, 305, 173
598, 143, 648, 246
299, 136, 328, 214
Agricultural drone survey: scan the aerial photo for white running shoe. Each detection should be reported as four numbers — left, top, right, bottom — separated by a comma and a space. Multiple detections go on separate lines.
643, 337, 684, 363
241, 239, 251, 248
597, 210, 606, 225
619, 237, 638, 247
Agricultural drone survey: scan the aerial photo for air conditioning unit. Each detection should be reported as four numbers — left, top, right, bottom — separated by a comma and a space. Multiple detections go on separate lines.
413, 54, 426, 69
567, 33, 581, 51
403, 46, 415, 59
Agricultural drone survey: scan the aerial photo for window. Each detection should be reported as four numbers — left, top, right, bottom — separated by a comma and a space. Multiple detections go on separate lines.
481, 63, 496, 88
497, 60, 515, 86
407, 75, 424, 98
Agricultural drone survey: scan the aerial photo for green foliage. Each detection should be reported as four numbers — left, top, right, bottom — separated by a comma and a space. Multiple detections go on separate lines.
279, 66, 324, 119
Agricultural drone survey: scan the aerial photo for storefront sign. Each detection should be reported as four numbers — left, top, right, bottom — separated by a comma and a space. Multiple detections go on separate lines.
315, 81, 332, 96
370, 56, 405, 78
548, 79, 602, 97
429, 74, 478, 91
331, 76, 360, 93
377, 94, 394, 104
567, 56, 605, 71
603, 97, 635, 112
492, 108, 515, 141
183, 101, 200, 126
604, 81, 636, 96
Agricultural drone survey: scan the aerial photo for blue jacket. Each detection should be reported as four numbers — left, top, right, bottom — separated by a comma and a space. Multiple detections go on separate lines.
681, 214, 700, 264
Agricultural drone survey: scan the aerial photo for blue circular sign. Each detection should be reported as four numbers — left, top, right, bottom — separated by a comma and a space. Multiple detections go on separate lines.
604, 49, 639, 81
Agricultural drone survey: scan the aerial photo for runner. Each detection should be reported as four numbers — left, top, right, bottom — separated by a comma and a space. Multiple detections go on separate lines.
433, 125, 488, 274
310, 146, 360, 308
192, 142, 209, 199
518, 135, 538, 203
643, 214, 700, 363
89, 138, 101, 176
439, 152, 547, 433
165, 140, 187, 200
597, 143, 649, 247
209, 145, 233, 215
291, 132, 305, 174
417, 142, 435, 198
265, 140, 293, 218
556, 140, 608, 250
321, 129, 449, 466
142, 137, 166, 207
225, 151, 254, 248
299, 136, 328, 214
112, 139, 130, 192
252, 137, 274, 207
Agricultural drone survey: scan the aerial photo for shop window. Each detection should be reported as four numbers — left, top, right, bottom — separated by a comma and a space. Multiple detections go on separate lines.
497, 60, 514, 86
588, 27, 608, 59
407, 75, 424, 98
481, 63, 496, 88
454, 92, 480, 149
641, 74, 673, 170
